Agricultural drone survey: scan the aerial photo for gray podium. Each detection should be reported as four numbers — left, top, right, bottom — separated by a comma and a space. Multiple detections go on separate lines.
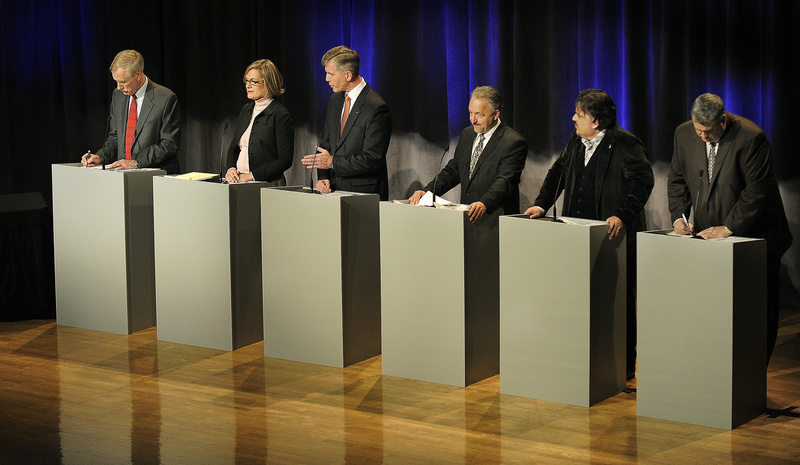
152, 177, 268, 351
637, 230, 767, 429
261, 187, 381, 367
52, 163, 165, 334
380, 202, 500, 387
499, 215, 626, 407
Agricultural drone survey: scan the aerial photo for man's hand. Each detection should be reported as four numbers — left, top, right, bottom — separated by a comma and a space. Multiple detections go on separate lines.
467, 201, 486, 223
697, 225, 732, 239
316, 179, 331, 193
107, 159, 138, 170
673, 218, 693, 235
82, 153, 102, 167
605, 216, 624, 240
524, 206, 544, 219
301, 147, 333, 170
409, 190, 426, 205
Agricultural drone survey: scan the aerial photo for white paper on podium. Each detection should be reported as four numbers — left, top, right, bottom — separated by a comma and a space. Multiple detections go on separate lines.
556, 216, 606, 226
172, 172, 218, 181
392, 192, 469, 211
663, 231, 745, 243
417, 190, 451, 207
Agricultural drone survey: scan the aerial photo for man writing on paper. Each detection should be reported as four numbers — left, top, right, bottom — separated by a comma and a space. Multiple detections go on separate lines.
525, 89, 654, 379
82, 50, 181, 174
301, 46, 392, 200
408, 86, 527, 223
668, 93, 792, 361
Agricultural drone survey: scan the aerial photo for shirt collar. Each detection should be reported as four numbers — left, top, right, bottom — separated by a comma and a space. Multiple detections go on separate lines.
581, 129, 606, 150
345, 78, 367, 103
480, 118, 502, 141
133, 76, 148, 101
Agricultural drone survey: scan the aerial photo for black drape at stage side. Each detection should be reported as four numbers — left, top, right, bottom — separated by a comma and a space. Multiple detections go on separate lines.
0, 0, 798, 300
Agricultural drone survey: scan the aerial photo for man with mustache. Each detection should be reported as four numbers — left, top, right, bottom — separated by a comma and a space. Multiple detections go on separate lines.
408, 86, 527, 224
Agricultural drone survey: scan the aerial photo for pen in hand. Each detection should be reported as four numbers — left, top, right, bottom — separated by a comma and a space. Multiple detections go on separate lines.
681, 214, 694, 235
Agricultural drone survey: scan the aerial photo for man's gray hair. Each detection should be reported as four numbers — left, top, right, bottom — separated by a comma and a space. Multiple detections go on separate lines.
691, 93, 726, 125
321, 46, 360, 77
471, 86, 503, 112
110, 50, 144, 77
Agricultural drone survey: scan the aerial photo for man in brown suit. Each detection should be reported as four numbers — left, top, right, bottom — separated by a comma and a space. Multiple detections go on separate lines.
668, 93, 793, 361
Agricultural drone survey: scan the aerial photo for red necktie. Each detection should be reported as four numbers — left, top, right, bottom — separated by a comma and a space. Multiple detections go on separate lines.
125, 95, 137, 160
340, 94, 350, 135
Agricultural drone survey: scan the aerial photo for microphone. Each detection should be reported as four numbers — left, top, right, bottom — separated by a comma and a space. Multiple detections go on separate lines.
429, 145, 450, 206
691, 170, 703, 237
218, 122, 229, 181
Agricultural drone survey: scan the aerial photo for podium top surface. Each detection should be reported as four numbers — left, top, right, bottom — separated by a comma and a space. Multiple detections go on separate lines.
264, 186, 380, 198
638, 229, 766, 244
155, 175, 272, 189
501, 214, 608, 227
271, 186, 379, 197
53, 163, 166, 176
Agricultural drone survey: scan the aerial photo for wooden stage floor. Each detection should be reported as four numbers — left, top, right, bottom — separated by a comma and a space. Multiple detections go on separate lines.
1, 309, 799, 464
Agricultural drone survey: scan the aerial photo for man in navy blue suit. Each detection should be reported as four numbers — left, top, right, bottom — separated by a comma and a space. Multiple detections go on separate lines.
301, 46, 392, 200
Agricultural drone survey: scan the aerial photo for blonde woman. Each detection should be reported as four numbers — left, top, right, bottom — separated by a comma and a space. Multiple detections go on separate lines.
225, 59, 294, 184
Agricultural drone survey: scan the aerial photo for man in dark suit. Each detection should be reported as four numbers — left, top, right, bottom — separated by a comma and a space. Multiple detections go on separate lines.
409, 86, 527, 223
669, 93, 793, 361
301, 46, 392, 200
525, 89, 654, 379
82, 50, 180, 174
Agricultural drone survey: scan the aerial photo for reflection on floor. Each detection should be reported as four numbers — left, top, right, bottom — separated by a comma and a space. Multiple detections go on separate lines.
1, 308, 799, 464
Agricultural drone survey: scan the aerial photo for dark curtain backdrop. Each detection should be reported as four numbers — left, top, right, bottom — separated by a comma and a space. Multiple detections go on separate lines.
1, 0, 798, 299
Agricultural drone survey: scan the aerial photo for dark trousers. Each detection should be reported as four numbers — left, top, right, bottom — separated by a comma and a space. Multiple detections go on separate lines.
767, 252, 782, 362
627, 238, 637, 373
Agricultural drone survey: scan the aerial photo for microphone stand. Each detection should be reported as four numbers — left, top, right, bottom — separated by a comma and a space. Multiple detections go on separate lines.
102, 115, 111, 169
551, 144, 574, 222
429, 145, 449, 206
691, 170, 703, 237
310, 135, 323, 194
218, 122, 228, 181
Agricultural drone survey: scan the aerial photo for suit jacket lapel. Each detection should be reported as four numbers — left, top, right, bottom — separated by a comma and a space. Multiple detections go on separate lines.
336, 86, 368, 150
233, 100, 275, 144
692, 136, 713, 203
116, 94, 128, 158
233, 101, 255, 141
132, 85, 155, 149
707, 120, 737, 193
328, 92, 343, 150
593, 130, 614, 203
707, 142, 723, 192
466, 123, 504, 188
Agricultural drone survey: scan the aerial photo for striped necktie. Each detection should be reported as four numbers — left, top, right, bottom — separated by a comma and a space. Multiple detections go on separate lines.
469, 133, 485, 179
707, 142, 717, 181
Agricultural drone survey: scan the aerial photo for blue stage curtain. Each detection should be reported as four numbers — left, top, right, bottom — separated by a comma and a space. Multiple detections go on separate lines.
0, 0, 797, 202
1, 0, 798, 313
2, 0, 797, 175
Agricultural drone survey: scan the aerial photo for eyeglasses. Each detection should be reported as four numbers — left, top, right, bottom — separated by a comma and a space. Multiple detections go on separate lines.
243, 79, 263, 86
